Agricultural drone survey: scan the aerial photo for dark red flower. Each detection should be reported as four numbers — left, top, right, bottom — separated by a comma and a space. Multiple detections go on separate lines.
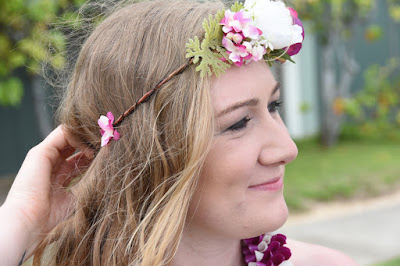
242, 233, 292, 266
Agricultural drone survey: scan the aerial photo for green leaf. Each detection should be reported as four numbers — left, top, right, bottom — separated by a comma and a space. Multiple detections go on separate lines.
18, 39, 47, 61
50, 53, 65, 69
9, 52, 27, 69
267, 49, 295, 63
0, 61, 10, 76
0, 34, 11, 53
186, 10, 230, 77
46, 30, 67, 52
28, 0, 57, 22
0, 78, 24, 106
343, 99, 362, 119
231, 2, 244, 12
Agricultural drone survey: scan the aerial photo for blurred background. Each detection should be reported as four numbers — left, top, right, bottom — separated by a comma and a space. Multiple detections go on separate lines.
0, 0, 399, 265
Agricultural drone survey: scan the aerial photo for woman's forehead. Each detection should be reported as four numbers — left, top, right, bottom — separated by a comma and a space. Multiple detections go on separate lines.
210, 62, 277, 112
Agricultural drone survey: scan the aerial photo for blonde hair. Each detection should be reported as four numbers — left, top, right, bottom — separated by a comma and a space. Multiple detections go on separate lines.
33, 0, 225, 265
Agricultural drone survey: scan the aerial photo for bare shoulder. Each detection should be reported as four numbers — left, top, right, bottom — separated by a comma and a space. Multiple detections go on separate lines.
287, 239, 359, 266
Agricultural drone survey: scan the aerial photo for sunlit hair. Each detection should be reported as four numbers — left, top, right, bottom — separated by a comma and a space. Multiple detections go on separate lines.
33, 0, 224, 265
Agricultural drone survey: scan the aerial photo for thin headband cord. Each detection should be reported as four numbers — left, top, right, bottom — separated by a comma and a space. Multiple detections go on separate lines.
113, 57, 195, 128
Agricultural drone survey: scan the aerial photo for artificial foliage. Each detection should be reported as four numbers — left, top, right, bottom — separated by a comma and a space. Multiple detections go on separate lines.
231, 1, 245, 12
186, 10, 230, 77
186, 2, 245, 77
267, 49, 295, 65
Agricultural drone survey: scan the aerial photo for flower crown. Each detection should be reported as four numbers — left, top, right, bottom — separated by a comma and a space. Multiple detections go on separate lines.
98, 0, 304, 146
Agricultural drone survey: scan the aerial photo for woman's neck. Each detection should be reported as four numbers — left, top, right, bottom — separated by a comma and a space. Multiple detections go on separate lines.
172, 227, 244, 266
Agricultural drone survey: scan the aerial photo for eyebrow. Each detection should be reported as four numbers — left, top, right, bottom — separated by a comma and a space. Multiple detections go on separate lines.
272, 82, 280, 96
216, 82, 280, 118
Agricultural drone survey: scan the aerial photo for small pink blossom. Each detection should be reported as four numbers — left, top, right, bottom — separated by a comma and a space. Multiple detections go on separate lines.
243, 42, 266, 62
98, 112, 120, 147
242, 25, 262, 40
233, 33, 244, 44
221, 10, 251, 34
220, 10, 260, 40
220, 8, 265, 66
222, 36, 249, 66
226, 32, 245, 44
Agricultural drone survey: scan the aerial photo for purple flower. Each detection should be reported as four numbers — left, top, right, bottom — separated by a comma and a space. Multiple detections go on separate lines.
242, 233, 292, 266
286, 7, 305, 57
222, 36, 249, 66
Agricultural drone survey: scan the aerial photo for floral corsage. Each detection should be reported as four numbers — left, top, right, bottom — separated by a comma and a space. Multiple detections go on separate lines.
242, 233, 293, 266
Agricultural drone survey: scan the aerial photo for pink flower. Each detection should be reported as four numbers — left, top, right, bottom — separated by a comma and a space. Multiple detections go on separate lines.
222, 36, 249, 66
220, 10, 261, 40
221, 10, 248, 33
287, 7, 298, 18
243, 42, 266, 62
226, 32, 245, 44
98, 112, 120, 147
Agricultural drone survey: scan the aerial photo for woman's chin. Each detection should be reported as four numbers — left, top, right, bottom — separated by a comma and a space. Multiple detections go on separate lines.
272, 200, 289, 229
242, 198, 289, 239
264, 200, 288, 233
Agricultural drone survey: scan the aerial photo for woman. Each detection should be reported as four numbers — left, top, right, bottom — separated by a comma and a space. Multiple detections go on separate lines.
0, 0, 357, 265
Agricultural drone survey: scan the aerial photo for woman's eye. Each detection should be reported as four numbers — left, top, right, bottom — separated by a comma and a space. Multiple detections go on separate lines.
226, 117, 251, 132
268, 100, 283, 113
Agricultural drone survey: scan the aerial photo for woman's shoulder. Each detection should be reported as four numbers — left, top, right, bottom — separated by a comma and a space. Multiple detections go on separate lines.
287, 238, 358, 266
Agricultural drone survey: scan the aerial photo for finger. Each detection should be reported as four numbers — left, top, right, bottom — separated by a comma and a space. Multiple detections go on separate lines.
40, 125, 95, 169
41, 125, 75, 153
45, 126, 95, 161
32, 126, 75, 170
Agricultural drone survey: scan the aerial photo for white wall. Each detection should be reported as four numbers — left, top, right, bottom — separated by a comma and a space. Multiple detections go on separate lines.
282, 25, 320, 139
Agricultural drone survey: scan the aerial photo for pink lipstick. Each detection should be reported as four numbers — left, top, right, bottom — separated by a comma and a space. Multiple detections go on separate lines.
248, 177, 283, 191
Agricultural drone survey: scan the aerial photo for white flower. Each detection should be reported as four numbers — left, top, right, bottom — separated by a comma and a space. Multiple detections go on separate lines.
244, 0, 303, 51
280, 260, 294, 266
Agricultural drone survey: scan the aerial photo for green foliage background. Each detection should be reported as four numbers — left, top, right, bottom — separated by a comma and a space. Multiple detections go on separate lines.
0, 0, 84, 106
341, 58, 400, 140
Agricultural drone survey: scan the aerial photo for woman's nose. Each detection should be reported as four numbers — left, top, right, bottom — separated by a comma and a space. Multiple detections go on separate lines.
257, 115, 298, 166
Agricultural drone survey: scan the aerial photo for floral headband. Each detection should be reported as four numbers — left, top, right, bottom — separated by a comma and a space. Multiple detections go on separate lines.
98, 0, 305, 147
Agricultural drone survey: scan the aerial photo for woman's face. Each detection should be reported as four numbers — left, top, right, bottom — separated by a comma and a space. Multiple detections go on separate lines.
188, 61, 298, 240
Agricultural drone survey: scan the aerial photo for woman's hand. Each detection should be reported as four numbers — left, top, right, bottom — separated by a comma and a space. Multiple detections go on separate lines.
0, 125, 93, 265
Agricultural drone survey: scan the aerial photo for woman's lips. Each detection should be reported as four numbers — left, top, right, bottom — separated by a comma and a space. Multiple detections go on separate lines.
248, 177, 283, 191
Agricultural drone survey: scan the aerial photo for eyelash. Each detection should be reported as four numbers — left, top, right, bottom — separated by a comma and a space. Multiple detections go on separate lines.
268, 100, 283, 113
226, 117, 251, 132
225, 100, 283, 132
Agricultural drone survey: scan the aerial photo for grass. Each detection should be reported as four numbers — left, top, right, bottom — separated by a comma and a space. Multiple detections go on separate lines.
284, 138, 400, 212
373, 257, 400, 266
